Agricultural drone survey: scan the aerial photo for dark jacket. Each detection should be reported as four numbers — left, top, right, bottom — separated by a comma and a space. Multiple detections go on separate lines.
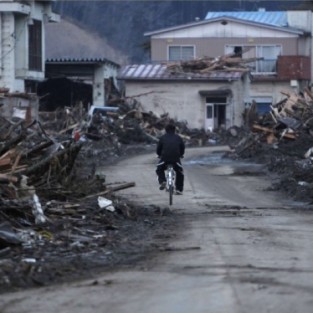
156, 132, 185, 163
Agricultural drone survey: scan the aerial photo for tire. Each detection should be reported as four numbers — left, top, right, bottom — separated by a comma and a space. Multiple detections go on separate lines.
169, 185, 174, 206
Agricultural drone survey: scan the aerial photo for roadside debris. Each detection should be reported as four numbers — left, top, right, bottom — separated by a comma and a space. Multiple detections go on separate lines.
3, 80, 313, 292
228, 88, 313, 202
98, 197, 115, 212
0, 100, 181, 293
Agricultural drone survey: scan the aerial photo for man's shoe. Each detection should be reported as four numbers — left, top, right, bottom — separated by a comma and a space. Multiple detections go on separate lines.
159, 182, 166, 190
175, 190, 183, 195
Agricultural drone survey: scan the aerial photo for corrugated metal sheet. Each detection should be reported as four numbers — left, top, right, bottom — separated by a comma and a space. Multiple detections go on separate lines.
205, 11, 287, 27
118, 64, 244, 81
145, 11, 303, 37
46, 57, 119, 67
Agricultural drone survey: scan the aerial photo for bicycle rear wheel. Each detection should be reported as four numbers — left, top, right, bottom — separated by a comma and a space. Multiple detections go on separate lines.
169, 185, 174, 205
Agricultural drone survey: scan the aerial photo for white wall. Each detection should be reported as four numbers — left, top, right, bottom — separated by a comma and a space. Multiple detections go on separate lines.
250, 81, 299, 105
93, 65, 105, 106
124, 80, 246, 129
287, 11, 312, 33
0, 12, 15, 91
0, 1, 55, 92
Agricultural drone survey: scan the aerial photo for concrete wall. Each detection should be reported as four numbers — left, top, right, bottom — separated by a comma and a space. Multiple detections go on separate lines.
0, 1, 56, 92
93, 65, 105, 106
250, 81, 299, 104
230, 79, 247, 127
287, 11, 312, 33
0, 12, 16, 91
0, 96, 38, 122
124, 80, 246, 129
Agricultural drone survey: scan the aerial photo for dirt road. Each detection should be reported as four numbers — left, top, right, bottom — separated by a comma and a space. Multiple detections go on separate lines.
1, 146, 313, 313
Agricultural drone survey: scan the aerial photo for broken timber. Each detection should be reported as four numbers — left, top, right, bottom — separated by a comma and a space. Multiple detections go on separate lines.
252, 124, 296, 140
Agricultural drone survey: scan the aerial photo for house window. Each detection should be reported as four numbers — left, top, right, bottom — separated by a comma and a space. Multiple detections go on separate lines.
233, 46, 242, 58
28, 20, 42, 71
226, 45, 281, 74
252, 97, 272, 114
206, 105, 213, 118
168, 46, 194, 61
256, 46, 280, 73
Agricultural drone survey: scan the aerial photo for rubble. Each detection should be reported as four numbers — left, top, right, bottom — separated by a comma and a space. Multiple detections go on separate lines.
166, 53, 262, 74
3, 81, 313, 292
0, 97, 198, 293
228, 88, 313, 202
41, 97, 218, 150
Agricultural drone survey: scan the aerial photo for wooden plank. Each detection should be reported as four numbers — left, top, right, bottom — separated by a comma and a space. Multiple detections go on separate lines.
0, 157, 11, 167
252, 124, 274, 133
82, 182, 136, 200
252, 124, 296, 139
0, 173, 18, 184
304, 87, 313, 101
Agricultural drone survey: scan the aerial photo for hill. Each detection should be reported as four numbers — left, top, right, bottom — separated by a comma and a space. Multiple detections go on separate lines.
53, 0, 308, 63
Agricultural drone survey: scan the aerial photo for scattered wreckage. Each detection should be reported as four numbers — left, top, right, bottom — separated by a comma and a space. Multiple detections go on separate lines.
166, 53, 262, 74
227, 87, 313, 201
2, 72, 313, 291
0, 94, 214, 292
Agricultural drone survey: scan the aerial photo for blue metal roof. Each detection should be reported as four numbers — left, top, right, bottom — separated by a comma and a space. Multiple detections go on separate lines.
118, 64, 245, 81
145, 11, 303, 37
205, 11, 288, 27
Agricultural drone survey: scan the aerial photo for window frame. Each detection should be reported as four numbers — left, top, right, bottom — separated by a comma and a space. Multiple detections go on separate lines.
225, 44, 282, 74
252, 97, 273, 114
168, 45, 195, 61
28, 19, 42, 72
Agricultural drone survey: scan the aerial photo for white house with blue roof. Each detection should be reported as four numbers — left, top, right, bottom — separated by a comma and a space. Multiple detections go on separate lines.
146, 10, 311, 76
135, 9, 313, 130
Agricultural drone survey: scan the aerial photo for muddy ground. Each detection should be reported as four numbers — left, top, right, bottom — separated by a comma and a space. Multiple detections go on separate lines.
0, 202, 180, 293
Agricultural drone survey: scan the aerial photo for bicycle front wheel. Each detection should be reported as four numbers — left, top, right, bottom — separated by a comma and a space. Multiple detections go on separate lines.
169, 185, 174, 205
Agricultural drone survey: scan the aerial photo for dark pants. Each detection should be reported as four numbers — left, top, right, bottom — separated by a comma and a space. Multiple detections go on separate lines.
156, 160, 184, 192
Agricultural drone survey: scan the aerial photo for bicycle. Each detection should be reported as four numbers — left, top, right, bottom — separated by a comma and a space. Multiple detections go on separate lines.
165, 164, 176, 206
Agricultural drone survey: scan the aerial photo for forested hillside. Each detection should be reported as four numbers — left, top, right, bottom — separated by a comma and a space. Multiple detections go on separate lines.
53, 0, 308, 64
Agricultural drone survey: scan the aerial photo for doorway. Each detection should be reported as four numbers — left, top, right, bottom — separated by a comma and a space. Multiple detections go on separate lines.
205, 96, 227, 131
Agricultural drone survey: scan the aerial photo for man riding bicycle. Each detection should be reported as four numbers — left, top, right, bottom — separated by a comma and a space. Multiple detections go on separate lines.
156, 123, 185, 195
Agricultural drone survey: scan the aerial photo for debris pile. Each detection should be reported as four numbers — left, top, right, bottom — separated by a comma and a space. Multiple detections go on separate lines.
68, 97, 219, 147
0, 113, 171, 293
166, 54, 262, 74
229, 88, 313, 201
0, 117, 83, 201
0, 92, 225, 292
0, 194, 172, 292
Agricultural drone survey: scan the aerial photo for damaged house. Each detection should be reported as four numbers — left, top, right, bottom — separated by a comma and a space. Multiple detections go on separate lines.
0, 0, 59, 121
119, 9, 312, 130
39, 57, 120, 111
39, 18, 125, 112
118, 64, 250, 130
